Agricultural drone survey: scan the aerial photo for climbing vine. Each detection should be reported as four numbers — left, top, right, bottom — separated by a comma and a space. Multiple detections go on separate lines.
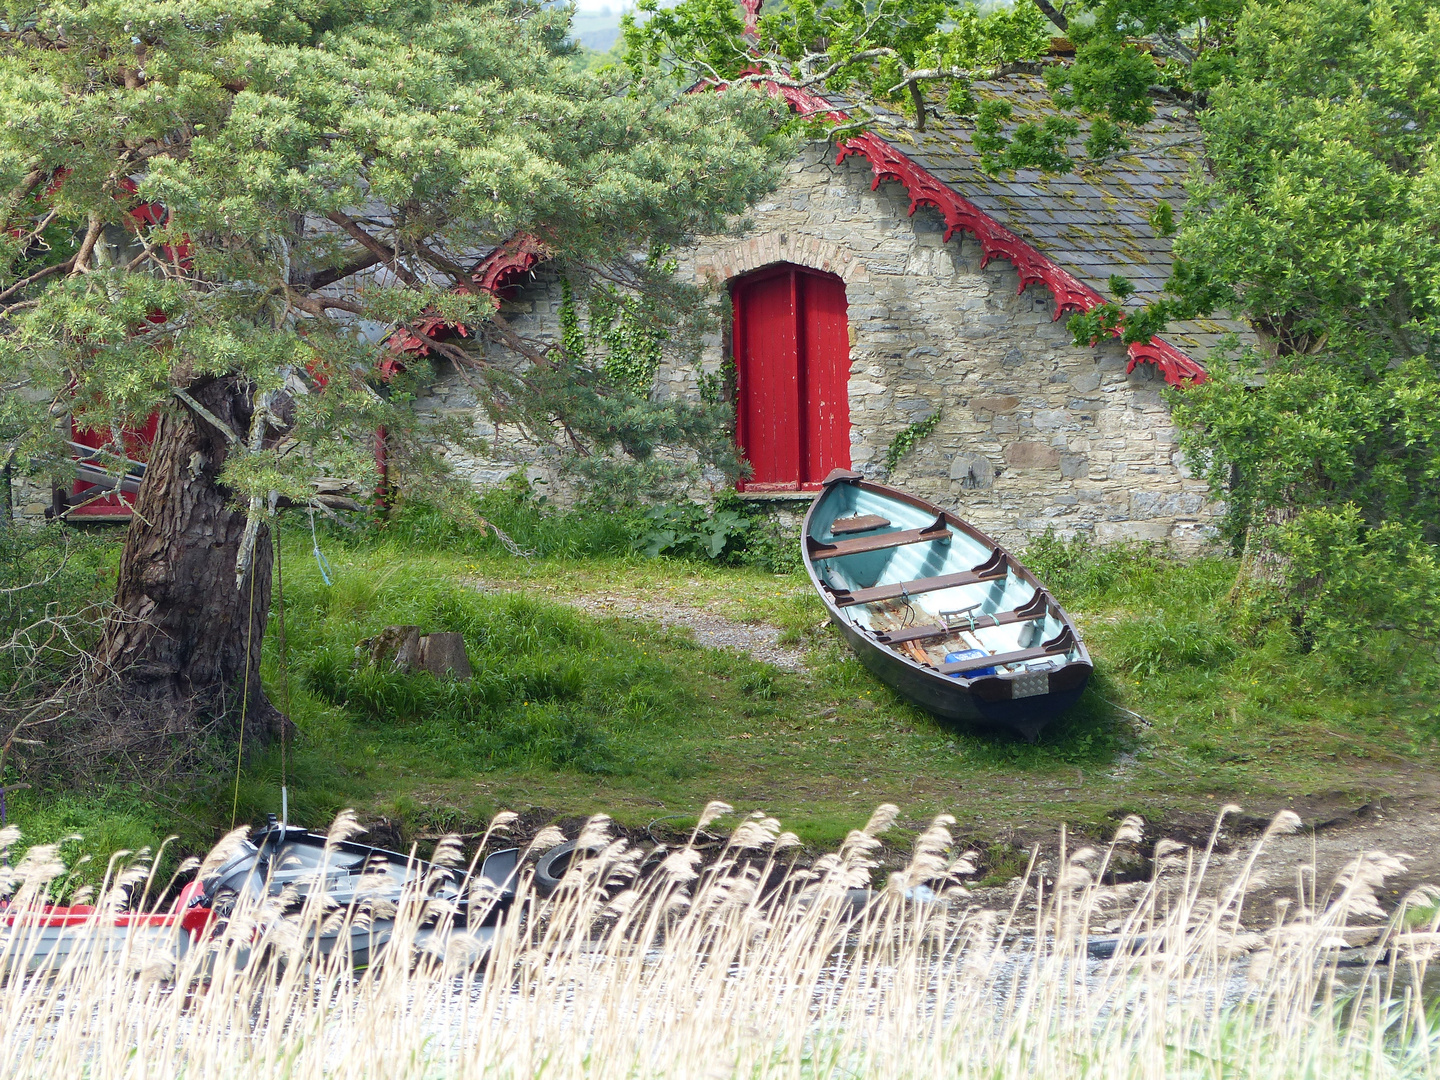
558, 266, 668, 399
884, 410, 943, 473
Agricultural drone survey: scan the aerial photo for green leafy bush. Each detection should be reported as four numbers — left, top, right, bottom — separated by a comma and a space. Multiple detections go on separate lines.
0, 526, 119, 727
380, 476, 645, 560
374, 481, 802, 574
633, 492, 800, 572
1280, 507, 1440, 685
1021, 530, 1170, 607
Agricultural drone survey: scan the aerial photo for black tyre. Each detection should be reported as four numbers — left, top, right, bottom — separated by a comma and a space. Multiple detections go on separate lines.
533, 840, 606, 897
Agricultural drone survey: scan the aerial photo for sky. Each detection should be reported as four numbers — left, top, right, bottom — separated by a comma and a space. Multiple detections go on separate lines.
571, 0, 633, 16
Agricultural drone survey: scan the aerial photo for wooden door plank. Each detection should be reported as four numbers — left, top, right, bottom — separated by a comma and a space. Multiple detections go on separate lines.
798, 270, 851, 483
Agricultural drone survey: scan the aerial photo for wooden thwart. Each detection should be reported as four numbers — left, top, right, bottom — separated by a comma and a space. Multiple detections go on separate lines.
873, 589, 1050, 646
806, 512, 950, 560
829, 514, 891, 535
831, 549, 1008, 608
936, 627, 1076, 676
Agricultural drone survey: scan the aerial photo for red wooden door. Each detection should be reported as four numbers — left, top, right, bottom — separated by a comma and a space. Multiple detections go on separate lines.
733, 265, 850, 490
734, 268, 801, 486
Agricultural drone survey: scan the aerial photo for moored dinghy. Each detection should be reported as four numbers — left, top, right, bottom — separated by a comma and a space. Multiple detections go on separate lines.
802, 471, 1092, 741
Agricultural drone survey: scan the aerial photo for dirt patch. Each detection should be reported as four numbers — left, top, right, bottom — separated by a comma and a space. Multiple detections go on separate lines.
467, 578, 809, 672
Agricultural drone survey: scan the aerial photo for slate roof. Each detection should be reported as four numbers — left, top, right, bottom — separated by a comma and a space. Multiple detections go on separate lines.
858, 73, 1252, 359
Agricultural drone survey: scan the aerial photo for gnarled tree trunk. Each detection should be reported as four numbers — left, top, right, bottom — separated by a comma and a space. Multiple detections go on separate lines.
96, 375, 285, 750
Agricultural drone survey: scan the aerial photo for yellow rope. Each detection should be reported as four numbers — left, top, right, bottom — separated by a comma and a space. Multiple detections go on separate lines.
230, 552, 258, 830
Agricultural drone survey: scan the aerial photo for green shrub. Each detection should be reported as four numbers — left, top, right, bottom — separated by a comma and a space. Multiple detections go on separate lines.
634, 491, 801, 573
368, 479, 802, 574
381, 475, 644, 560
0, 526, 118, 680
1281, 507, 1440, 686
1021, 529, 1171, 607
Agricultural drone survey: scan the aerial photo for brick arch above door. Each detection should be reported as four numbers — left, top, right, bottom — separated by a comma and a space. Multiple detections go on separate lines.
699, 232, 870, 286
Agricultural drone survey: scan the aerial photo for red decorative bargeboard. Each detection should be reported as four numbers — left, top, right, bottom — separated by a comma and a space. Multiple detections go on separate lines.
765, 82, 1208, 387
386, 233, 547, 362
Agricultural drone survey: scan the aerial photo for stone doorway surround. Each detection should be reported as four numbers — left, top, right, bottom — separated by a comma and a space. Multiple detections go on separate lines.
695, 232, 869, 288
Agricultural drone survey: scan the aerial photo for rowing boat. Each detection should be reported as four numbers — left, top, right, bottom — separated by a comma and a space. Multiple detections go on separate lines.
197, 820, 519, 970
802, 471, 1092, 741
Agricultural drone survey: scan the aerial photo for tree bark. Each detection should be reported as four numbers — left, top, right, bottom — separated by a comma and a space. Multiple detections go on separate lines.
1229, 502, 1299, 604
1030, 0, 1069, 31
96, 374, 285, 749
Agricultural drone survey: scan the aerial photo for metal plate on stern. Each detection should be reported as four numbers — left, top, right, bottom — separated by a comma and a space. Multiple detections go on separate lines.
1011, 670, 1050, 699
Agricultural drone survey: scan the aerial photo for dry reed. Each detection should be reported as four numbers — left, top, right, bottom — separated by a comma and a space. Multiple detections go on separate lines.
1, 801, 1437, 1079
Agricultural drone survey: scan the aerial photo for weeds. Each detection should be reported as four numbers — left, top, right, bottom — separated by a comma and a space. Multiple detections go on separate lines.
374, 480, 802, 573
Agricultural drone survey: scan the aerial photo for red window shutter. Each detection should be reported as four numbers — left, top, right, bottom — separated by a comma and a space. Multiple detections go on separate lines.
733, 265, 851, 490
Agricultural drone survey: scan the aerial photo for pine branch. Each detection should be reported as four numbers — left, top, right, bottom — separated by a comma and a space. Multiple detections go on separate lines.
69, 214, 103, 277
302, 249, 381, 292
173, 388, 240, 445
324, 212, 421, 287
0, 258, 71, 305
412, 239, 483, 291
0, 168, 45, 231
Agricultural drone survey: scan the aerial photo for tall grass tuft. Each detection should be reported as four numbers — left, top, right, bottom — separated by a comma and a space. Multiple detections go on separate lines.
1, 804, 1437, 1078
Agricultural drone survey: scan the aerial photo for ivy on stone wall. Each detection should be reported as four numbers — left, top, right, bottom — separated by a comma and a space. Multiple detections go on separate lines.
884, 410, 943, 474
559, 272, 666, 399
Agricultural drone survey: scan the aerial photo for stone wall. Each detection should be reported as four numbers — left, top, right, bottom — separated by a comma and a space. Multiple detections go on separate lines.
8, 142, 1218, 549
418, 141, 1217, 552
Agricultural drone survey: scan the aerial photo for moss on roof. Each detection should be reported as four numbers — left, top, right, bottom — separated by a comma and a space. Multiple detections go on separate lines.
854, 73, 1253, 358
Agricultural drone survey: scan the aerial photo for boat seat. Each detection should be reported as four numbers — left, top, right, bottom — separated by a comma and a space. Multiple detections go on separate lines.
936, 626, 1076, 676
830, 549, 1008, 608
807, 513, 950, 560
829, 514, 891, 535
872, 589, 1050, 645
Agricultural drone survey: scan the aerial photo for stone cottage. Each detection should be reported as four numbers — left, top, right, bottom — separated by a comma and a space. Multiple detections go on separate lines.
418, 74, 1252, 551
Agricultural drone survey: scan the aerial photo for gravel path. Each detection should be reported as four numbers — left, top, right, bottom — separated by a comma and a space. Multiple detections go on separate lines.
467, 579, 810, 672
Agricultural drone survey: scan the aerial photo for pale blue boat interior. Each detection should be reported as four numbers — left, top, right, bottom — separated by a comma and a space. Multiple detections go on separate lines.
809, 484, 1075, 678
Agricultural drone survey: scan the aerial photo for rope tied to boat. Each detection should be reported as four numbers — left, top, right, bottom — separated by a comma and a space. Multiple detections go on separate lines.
308, 508, 334, 586
898, 585, 916, 628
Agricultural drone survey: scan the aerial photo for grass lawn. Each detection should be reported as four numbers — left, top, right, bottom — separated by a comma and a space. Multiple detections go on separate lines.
234, 528, 1436, 855
5, 509, 1435, 876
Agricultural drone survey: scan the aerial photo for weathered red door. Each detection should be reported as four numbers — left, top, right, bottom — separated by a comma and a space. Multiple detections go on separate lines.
733, 265, 850, 490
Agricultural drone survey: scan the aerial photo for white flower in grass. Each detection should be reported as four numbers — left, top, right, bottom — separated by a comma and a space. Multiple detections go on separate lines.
696, 801, 734, 830
1268, 809, 1303, 836
527, 826, 566, 854
577, 814, 612, 849
325, 808, 366, 846
662, 848, 702, 882
489, 810, 520, 833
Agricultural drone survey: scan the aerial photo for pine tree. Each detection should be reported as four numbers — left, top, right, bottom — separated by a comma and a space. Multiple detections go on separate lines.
0, 0, 787, 750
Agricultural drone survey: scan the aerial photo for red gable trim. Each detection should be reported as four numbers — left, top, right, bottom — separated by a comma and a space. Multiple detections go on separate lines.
387, 233, 548, 359
471, 233, 548, 295
771, 83, 1207, 386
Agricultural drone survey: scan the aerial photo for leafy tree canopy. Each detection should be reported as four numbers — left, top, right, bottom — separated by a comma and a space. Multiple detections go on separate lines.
0, 0, 791, 513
